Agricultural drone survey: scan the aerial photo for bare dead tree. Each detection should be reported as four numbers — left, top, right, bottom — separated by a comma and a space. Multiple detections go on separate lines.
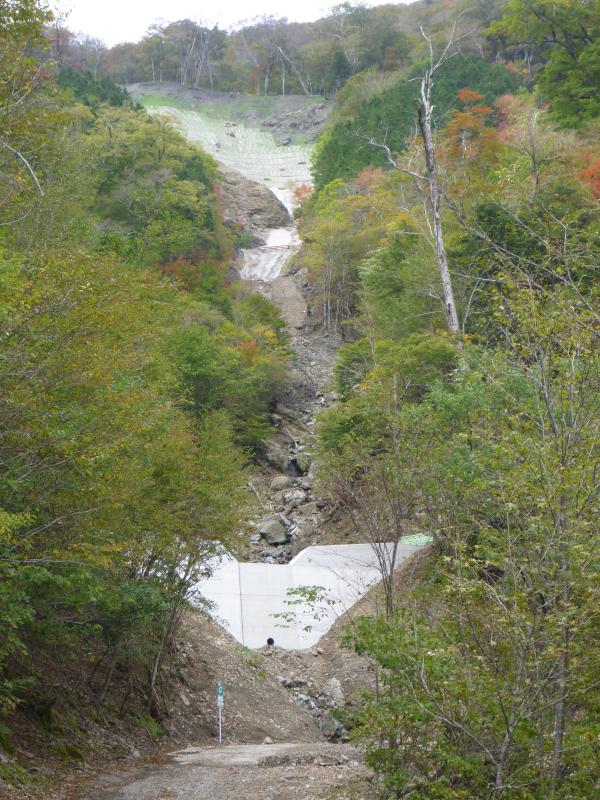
0, 138, 44, 196
366, 21, 474, 339
277, 46, 312, 96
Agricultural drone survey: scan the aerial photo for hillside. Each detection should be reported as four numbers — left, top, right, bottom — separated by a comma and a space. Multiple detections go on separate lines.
78, 1, 498, 92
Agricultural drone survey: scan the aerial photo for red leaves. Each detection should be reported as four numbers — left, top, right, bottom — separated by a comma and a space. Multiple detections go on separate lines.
575, 157, 600, 198
457, 88, 485, 106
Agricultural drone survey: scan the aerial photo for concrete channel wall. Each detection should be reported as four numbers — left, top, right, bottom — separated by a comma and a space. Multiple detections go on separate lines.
198, 541, 425, 649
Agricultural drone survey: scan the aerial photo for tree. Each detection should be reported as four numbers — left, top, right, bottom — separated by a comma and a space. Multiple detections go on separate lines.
489, 0, 600, 126
343, 283, 599, 796
310, 58, 599, 798
0, 0, 53, 219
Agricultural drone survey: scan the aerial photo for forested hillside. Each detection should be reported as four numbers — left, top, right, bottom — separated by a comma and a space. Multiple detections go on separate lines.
1, 0, 599, 798
50, 0, 504, 97
0, 0, 291, 779
298, 1, 600, 796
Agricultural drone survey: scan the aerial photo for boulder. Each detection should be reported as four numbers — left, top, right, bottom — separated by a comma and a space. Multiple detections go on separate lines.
271, 475, 293, 492
270, 475, 293, 491
286, 676, 308, 688
295, 451, 312, 474
258, 518, 289, 546
218, 167, 290, 230
299, 501, 318, 516
321, 677, 345, 708
283, 489, 306, 506
263, 442, 290, 473
260, 547, 283, 559
271, 491, 287, 507
320, 715, 345, 740
294, 519, 315, 538
179, 690, 191, 707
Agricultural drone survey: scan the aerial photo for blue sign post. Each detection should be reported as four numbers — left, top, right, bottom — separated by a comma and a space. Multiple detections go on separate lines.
217, 683, 224, 743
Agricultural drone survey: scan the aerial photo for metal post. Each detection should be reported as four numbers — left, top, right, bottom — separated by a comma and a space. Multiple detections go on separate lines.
217, 682, 224, 743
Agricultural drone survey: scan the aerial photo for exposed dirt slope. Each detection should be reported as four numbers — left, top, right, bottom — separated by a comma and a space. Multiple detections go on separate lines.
165, 613, 320, 746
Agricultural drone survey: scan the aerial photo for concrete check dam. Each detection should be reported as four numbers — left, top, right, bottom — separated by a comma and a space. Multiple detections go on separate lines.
199, 539, 429, 649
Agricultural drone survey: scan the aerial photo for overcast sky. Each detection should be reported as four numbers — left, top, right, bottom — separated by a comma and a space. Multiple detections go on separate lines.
52, 1, 407, 47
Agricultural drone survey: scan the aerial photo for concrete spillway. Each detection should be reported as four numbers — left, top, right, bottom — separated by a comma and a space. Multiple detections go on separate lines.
198, 539, 427, 650
241, 227, 300, 282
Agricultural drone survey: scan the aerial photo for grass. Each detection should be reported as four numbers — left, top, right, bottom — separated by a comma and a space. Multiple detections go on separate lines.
137, 88, 319, 151
150, 105, 313, 187
138, 93, 193, 110
132, 713, 164, 738
0, 760, 29, 786
240, 647, 267, 681
50, 740, 86, 762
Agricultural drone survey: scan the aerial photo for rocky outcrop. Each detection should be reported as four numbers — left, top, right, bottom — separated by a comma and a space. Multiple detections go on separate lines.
272, 671, 347, 741
218, 167, 290, 231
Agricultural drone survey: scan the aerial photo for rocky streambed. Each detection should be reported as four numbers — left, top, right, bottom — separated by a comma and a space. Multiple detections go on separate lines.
233, 187, 332, 555
237, 206, 340, 564
144, 94, 342, 563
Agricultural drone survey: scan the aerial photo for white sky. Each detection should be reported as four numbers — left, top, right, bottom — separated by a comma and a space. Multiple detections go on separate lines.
52, 1, 407, 47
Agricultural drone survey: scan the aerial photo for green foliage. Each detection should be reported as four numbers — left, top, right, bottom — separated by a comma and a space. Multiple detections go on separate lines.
0, 1, 293, 733
167, 314, 288, 449
311, 47, 600, 796
336, 296, 599, 796
132, 714, 164, 738
99, 4, 414, 95
57, 68, 132, 109
85, 108, 227, 265
312, 54, 520, 190
299, 171, 402, 330
490, 0, 600, 126
333, 334, 457, 403
0, 512, 34, 716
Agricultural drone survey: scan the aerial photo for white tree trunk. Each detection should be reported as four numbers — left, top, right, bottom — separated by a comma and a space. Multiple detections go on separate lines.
417, 76, 460, 335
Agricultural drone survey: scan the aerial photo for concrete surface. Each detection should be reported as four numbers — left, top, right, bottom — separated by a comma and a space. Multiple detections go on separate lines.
196, 539, 427, 649
241, 226, 300, 282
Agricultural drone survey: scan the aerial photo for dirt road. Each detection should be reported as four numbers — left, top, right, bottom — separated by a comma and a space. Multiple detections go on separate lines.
83, 743, 367, 800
